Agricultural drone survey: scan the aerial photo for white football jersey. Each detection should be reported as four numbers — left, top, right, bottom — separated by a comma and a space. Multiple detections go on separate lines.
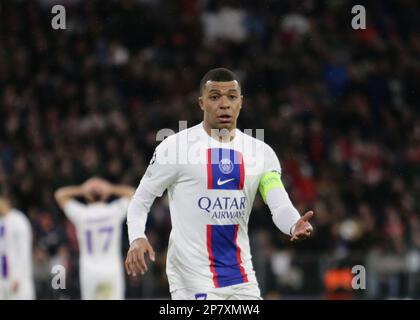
0, 209, 35, 300
139, 122, 280, 291
64, 199, 129, 270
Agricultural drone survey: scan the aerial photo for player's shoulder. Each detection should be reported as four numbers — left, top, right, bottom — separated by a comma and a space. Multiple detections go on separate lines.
85, 202, 112, 217
155, 122, 202, 153
65, 199, 86, 211
9, 209, 31, 227
239, 129, 274, 152
10, 209, 27, 219
110, 196, 130, 206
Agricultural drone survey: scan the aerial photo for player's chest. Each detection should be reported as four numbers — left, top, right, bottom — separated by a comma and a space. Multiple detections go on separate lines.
180, 146, 263, 191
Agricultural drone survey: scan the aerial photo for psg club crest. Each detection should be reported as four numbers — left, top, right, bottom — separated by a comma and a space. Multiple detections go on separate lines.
218, 158, 234, 174
207, 148, 244, 190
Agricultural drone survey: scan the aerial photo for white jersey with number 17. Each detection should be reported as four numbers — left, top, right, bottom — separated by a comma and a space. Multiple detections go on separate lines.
64, 199, 129, 270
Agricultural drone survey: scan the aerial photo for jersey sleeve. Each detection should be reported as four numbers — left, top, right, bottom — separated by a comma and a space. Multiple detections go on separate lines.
109, 197, 130, 222
259, 146, 301, 235
259, 144, 284, 203
139, 136, 179, 197
263, 144, 281, 174
63, 200, 86, 224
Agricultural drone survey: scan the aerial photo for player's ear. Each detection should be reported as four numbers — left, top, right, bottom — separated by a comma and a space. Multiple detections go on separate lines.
198, 96, 204, 111
240, 95, 243, 109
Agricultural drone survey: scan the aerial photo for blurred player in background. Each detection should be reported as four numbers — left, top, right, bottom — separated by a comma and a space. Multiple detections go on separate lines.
125, 68, 314, 300
0, 196, 35, 300
55, 178, 134, 300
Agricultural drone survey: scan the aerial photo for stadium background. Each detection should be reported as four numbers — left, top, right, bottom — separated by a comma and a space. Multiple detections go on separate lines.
0, 0, 419, 299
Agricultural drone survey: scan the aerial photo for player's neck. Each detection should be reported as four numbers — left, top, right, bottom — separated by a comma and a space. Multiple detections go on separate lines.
202, 121, 236, 143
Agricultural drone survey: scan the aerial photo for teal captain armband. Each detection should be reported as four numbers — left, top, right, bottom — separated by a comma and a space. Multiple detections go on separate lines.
258, 171, 284, 203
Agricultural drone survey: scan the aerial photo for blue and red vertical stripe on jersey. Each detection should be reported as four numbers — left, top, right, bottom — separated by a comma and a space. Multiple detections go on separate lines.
0, 224, 7, 278
207, 148, 244, 190
206, 224, 248, 288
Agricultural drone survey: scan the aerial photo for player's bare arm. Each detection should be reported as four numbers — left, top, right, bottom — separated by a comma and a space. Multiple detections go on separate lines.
81, 177, 134, 201
101, 184, 135, 201
54, 185, 88, 209
109, 185, 135, 198
0, 197, 11, 216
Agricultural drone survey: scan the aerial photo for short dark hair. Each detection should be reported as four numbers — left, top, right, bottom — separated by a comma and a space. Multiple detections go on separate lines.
200, 68, 241, 94
91, 192, 102, 202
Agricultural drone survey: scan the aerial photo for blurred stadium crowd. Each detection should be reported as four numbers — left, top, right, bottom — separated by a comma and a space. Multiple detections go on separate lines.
0, 0, 419, 299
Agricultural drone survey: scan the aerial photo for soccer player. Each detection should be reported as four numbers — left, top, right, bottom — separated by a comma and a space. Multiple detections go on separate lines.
0, 196, 35, 300
55, 177, 134, 300
125, 68, 314, 300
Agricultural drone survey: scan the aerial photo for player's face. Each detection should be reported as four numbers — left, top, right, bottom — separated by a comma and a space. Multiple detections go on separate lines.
199, 81, 243, 132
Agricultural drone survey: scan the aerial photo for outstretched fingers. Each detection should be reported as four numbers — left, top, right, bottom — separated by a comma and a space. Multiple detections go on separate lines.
290, 218, 314, 242
301, 211, 314, 222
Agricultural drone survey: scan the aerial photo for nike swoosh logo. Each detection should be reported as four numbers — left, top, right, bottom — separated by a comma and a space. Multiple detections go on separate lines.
217, 178, 235, 186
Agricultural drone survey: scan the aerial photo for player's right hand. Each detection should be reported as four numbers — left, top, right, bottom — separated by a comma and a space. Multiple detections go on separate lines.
125, 238, 155, 277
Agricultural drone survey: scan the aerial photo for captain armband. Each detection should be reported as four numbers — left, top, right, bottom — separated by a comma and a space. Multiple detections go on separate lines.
258, 171, 284, 203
